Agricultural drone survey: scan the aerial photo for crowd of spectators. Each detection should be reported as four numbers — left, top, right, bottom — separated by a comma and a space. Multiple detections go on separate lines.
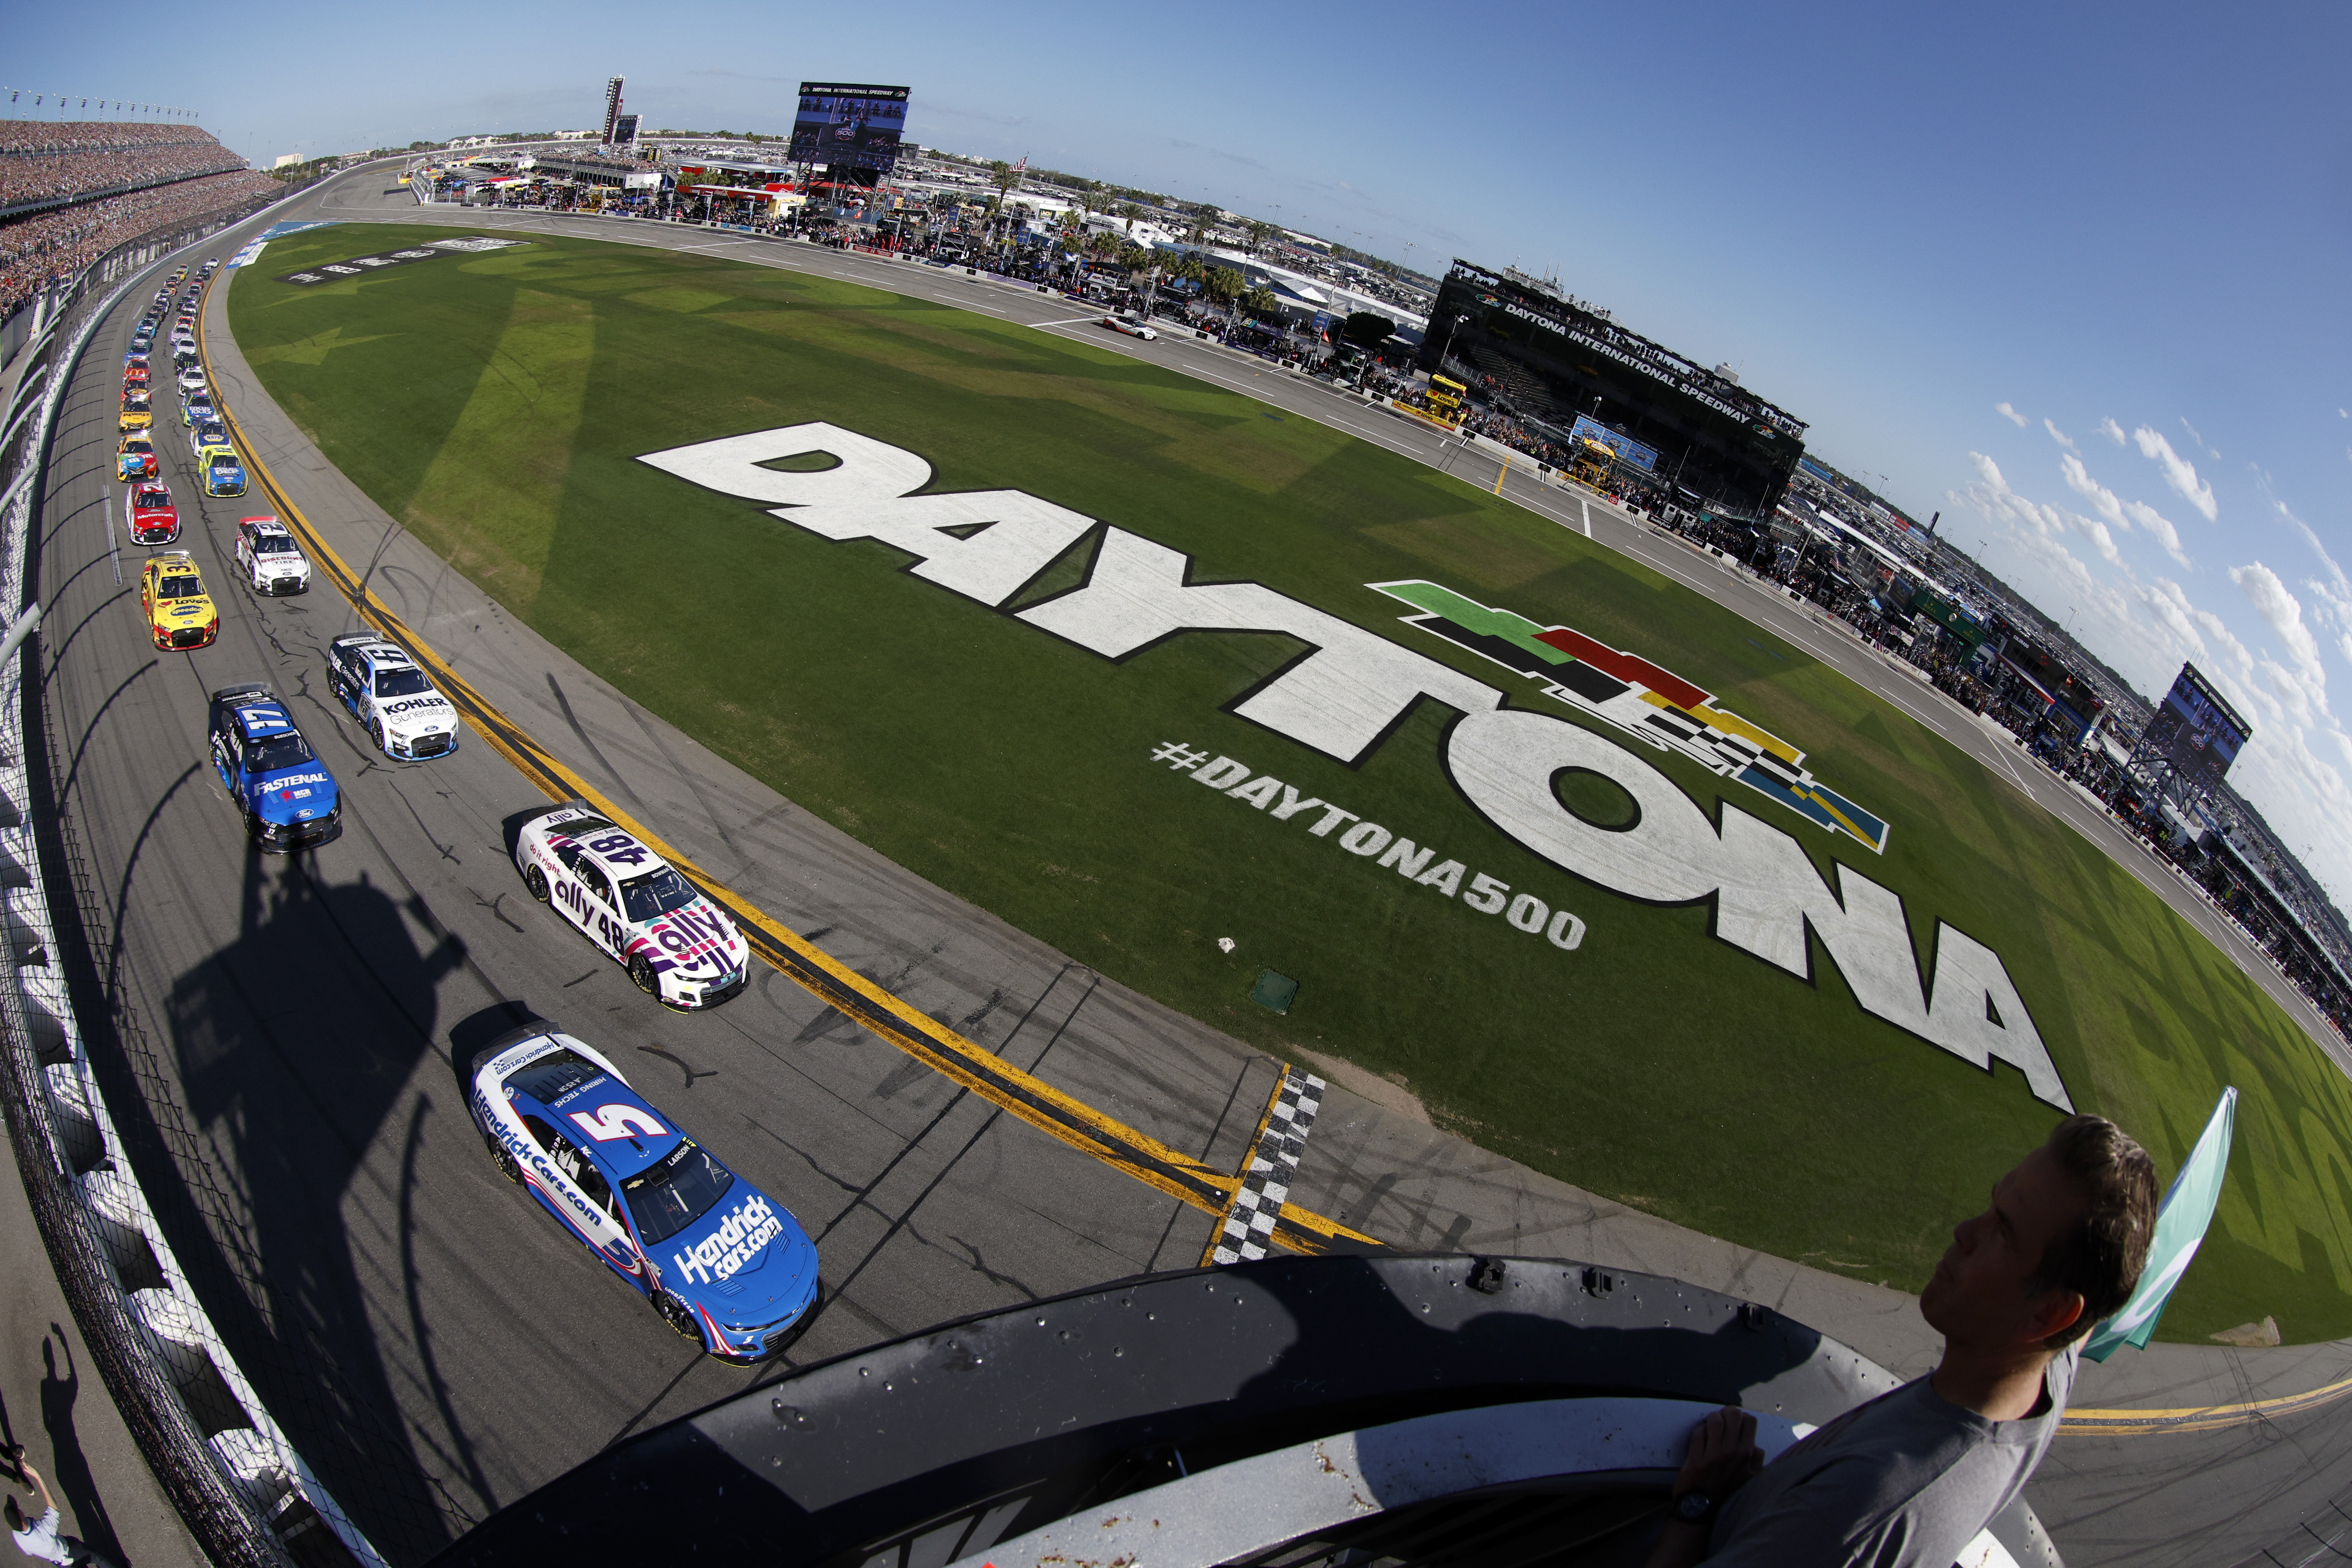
0, 119, 211, 154
0, 138, 243, 211
0, 166, 278, 317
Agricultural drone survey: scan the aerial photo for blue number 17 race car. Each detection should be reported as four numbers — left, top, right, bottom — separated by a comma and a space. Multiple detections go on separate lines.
469, 1022, 821, 1360
207, 684, 342, 852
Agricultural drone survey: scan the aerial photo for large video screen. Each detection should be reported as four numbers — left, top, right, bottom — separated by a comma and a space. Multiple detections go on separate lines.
789, 83, 909, 173
2142, 663, 2250, 791
1569, 414, 1659, 472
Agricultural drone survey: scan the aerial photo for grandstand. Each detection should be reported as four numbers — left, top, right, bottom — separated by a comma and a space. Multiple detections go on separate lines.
0, 121, 278, 328
1421, 258, 1808, 522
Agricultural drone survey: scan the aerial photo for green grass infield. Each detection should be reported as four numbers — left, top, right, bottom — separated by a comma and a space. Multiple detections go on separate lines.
228, 223, 2352, 1341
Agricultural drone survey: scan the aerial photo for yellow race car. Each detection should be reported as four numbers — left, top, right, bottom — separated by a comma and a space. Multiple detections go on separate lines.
119, 390, 153, 432
139, 552, 219, 650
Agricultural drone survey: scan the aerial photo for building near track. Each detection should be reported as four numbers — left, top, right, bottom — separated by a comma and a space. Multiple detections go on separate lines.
1420, 259, 1808, 522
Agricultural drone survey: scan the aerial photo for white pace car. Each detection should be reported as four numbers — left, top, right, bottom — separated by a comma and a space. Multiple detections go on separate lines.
1099, 314, 1159, 340
325, 632, 461, 759
513, 803, 751, 1010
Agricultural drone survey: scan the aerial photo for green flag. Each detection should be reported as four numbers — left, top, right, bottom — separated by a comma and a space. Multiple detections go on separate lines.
2082, 1087, 2237, 1362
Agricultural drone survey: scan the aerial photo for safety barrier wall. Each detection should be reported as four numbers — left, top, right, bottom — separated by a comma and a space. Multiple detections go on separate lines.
0, 195, 387, 1568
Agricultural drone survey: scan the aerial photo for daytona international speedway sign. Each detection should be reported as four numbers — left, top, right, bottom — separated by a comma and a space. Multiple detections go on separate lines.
640, 423, 2072, 1112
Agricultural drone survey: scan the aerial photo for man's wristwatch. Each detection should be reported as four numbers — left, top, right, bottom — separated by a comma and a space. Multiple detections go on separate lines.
1673, 1490, 1717, 1526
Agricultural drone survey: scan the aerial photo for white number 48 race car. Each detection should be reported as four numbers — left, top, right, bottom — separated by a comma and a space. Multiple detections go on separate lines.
514, 803, 751, 1010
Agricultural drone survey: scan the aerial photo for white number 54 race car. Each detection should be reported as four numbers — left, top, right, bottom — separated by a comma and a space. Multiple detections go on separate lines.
514, 803, 751, 1010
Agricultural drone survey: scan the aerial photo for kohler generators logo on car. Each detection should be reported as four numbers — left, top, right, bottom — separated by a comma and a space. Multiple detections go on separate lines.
639, 423, 2072, 1112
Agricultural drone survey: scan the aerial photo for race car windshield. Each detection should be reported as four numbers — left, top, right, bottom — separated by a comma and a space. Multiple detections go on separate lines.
155, 577, 203, 599
252, 535, 295, 556
618, 868, 700, 923
374, 668, 433, 698
623, 1141, 736, 1245
246, 734, 314, 772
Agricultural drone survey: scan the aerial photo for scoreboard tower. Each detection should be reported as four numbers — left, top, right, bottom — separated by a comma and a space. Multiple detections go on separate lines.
602, 76, 625, 146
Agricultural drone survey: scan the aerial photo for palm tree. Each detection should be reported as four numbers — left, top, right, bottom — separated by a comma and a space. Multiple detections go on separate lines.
1198, 264, 1245, 336
1245, 220, 1274, 256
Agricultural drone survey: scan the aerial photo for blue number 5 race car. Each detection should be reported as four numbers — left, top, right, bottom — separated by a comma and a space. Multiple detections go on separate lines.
469, 1022, 821, 1360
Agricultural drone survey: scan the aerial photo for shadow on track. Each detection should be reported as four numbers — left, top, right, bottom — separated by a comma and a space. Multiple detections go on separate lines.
157, 853, 466, 1561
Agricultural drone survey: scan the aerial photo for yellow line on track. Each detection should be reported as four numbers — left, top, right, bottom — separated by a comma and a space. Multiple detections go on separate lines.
2060, 1367, 2352, 1437
197, 264, 1377, 1259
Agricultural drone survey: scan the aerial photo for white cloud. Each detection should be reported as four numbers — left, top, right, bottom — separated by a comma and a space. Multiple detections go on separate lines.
2043, 418, 2076, 452
2076, 514, 2123, 565
2230, 562, 2328, 719
2097, 417, 2127, 445
2274, 499, 2349, 602
1967, 450, 2352, 903
1995, 401, 2028, 428
2059, 453, 2128, 529
2141, 578, 2209, 665
1964, 453, 2068, 541
2180, 416, 2219, 461
2119, 500, 2191, 568
2131, 426, 2219, 520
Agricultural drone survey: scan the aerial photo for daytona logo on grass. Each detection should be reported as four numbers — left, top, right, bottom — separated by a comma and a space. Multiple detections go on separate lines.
640, 422, 2070, 1112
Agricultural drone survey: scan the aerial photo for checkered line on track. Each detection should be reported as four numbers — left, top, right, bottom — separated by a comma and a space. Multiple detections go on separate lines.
1210, 1066, 1326, 1265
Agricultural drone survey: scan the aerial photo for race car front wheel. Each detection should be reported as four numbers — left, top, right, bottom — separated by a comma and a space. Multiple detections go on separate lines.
524, 866, 549, 903
656, 1293, 704, 1348
629, 956, 658, 995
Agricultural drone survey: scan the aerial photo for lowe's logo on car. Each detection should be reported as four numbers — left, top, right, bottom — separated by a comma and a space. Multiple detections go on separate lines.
639, 423, 2075, 1113
673, 1196, 783, 1286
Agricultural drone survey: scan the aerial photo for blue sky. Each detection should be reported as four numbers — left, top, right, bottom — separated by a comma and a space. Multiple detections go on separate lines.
14, 0, 2351, 900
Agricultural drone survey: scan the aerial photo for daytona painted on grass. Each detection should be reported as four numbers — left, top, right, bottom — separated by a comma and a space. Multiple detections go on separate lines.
229, 223, 2352, 1341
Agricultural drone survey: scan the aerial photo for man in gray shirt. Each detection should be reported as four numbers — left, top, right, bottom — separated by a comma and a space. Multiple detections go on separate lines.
1645, 1114, 2158, 1568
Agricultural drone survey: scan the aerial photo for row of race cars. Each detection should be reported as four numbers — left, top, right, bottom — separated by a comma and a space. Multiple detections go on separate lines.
119, 258, 245, 503
115, 252, 815, 1360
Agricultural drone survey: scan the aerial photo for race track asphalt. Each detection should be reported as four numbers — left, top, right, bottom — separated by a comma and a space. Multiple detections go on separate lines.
22, 167, 2350, 1567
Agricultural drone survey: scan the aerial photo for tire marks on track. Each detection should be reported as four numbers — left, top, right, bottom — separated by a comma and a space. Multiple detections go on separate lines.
201, 282, 1379, 1262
